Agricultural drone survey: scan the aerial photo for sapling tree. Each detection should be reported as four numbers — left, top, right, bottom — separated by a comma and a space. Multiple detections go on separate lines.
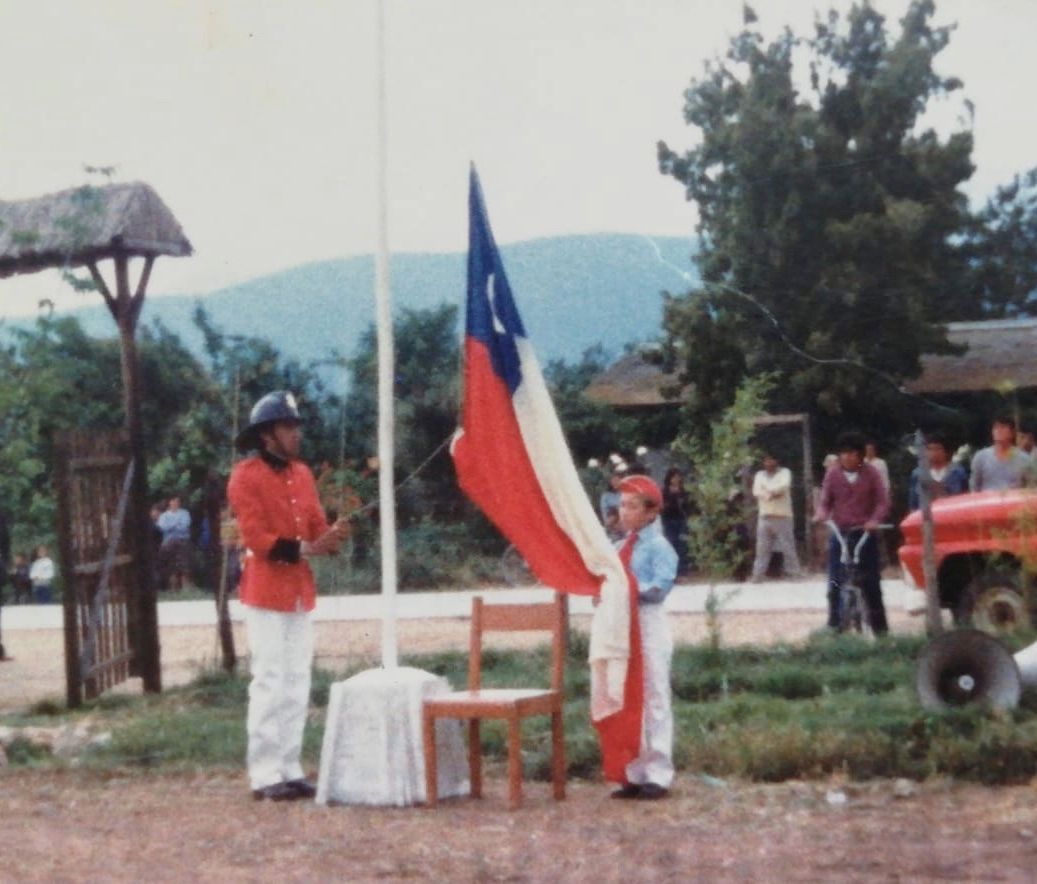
675, 374, 774, 652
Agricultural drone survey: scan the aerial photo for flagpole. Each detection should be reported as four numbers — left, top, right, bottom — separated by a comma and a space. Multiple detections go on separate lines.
374, 0, 398, 669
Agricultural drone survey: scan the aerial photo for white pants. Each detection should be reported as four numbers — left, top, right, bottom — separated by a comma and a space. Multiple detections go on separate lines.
626, 603, 674, 789
751, 515, 802, 578
244, 605, 315, 791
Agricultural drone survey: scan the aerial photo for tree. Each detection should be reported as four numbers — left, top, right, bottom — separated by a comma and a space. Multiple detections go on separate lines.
342, 304, 461, 521
675, 374, 774, 653
657, 1, 975, 444
963, 167, 1037, 318
190, 305, 339, 469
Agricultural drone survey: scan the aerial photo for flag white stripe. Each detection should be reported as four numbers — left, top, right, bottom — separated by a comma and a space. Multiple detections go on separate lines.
512, 338, 630, 719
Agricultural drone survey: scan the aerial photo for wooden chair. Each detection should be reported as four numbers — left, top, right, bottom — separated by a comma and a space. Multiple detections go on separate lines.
423, 593, 567, 809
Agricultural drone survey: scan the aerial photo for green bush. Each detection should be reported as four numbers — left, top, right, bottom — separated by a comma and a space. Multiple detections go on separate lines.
310, 520, 504, 593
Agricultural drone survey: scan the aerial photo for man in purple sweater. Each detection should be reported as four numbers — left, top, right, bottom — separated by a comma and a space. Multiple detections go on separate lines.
815, 432, 890, 634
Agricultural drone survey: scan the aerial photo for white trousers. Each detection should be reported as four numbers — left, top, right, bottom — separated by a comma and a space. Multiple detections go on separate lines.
244, 605, 315, 791
751, 515, 802, 578
626, 603, 674, 788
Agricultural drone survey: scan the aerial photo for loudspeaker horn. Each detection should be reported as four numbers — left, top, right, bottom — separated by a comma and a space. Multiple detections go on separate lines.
1015, 638, 1037, 692
916, 629, 1022, 712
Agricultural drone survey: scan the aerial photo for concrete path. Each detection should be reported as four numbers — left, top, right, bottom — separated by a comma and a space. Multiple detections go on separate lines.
2, 577, 910, 631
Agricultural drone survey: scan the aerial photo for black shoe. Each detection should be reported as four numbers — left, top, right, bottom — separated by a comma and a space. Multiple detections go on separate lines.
637, 783, 669, 801
610, 783, 642, 800
252, 782, 297, 802
285, 779, 317, 799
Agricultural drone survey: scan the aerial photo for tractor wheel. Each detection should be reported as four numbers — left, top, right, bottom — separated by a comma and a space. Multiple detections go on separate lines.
957, 571, 1029, 636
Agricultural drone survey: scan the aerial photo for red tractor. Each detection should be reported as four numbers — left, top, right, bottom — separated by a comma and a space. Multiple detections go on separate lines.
898, 489, 1037, 634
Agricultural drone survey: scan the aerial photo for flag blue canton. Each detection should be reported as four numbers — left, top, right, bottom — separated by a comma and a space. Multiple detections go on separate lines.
466, 166, 527, 394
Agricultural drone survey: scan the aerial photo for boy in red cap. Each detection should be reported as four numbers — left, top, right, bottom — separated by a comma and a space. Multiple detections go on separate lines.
612, 474, 678, 800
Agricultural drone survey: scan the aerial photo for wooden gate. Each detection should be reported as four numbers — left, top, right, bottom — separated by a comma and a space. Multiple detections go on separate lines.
55, 430, 138, 707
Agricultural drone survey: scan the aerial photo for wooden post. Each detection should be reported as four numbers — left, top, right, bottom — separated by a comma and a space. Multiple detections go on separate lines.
54, 437, 82, 708
916, 430, 943, 637
802, 414, 814, 569
214, 367, 240, 673
99, 255, 161, 692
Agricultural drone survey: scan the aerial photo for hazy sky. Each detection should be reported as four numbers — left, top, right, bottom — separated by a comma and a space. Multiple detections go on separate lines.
1, 0, 1033, 317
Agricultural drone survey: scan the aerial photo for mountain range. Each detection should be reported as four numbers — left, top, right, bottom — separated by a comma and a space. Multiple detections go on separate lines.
36, 233, 699, 384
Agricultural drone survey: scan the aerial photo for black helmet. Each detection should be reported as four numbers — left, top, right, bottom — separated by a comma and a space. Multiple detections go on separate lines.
235, 391, 302, 451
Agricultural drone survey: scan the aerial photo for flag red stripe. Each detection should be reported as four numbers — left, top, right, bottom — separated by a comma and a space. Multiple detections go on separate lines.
453, 339, 601, 595
592, 570, 644, 783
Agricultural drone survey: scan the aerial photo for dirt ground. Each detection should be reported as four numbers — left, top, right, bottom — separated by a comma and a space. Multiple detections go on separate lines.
1, 769, 1035, 882
8, 611, 1036, 882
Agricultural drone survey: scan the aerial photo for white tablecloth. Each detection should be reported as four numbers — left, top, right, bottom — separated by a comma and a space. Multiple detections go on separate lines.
316, 666, 469, 807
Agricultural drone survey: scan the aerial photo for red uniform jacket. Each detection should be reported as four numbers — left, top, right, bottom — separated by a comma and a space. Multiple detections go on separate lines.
228, 454, 329, 612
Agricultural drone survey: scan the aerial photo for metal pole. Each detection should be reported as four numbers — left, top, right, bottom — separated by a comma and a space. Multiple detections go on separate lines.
916, 430, 943, 636
375, 0, 398, 668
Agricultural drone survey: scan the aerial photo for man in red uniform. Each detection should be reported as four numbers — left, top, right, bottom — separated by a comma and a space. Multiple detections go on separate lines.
228, 391, 347, 801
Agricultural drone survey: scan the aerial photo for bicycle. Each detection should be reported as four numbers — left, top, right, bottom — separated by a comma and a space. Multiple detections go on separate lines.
827, 520, 891, 635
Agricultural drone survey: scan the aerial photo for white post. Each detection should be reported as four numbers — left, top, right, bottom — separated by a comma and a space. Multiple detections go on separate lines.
374, 0, 398, 668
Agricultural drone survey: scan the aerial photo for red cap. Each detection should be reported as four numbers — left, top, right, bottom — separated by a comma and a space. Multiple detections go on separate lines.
618, 474, 662, 508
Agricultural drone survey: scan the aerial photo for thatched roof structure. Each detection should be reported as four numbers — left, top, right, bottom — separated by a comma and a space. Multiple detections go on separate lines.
584, 350, 686, 408
587, 319, 1037, 408
0, 182, 192, 279
904, 319, 1037, 394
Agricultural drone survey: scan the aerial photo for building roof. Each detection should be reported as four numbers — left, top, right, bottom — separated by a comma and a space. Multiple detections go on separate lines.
586, 318, 1037, 408
0, 182, 192, 279
583, 350, 685, 407
905, 319, 1037, 394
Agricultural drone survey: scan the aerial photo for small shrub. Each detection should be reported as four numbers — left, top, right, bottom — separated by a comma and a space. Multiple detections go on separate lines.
753, 666, 823, 700
5, 737, 52, 766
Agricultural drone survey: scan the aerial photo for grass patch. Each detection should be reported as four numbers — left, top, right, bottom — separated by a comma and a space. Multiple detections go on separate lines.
3, 632, 1036, 784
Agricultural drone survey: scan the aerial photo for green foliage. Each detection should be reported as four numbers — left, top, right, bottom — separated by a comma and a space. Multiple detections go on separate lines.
5, 633, 1037, 785
657, 1, 976, 441
965, 167, 1037, 318
676, 374, 773, 593
392, 520, 502, 589
342, 304, 461, 522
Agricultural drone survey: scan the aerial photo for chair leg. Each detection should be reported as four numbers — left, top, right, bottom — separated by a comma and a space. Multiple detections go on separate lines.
507, 715, 523, 809
423, 707, 438, 807
551, 709, 566, 800
468, 719, 482, 799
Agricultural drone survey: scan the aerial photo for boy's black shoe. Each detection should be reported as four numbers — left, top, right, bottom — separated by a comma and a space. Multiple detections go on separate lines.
637, 783, 669, 801
252, 782, 297, 802
285, 779, 317, 799
610, 783, 642, 800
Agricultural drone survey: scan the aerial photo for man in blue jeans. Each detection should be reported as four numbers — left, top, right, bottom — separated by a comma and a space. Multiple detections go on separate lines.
814, 432, 890, 634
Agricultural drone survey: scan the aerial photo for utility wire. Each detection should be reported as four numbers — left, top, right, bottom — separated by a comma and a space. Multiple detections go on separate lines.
708, 280, 963, 416
347, 432, 454, 518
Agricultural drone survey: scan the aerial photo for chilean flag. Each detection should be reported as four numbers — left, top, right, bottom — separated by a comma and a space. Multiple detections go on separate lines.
451, 166, 643, 782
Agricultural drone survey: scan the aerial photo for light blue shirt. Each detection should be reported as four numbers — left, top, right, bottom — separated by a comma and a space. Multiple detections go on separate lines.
616, 518, 678, 605
157, 508, 191, 543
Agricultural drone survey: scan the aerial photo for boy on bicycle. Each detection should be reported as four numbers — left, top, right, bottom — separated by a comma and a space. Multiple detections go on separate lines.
814, 432, 890, 634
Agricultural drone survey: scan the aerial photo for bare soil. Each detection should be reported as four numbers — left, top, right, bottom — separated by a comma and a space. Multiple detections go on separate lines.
1, 769, 1035, 882
9, 610, 1030, 882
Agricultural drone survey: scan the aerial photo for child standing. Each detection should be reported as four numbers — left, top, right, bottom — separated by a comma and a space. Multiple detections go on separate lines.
29, 545, 55, 604
612, 474, 678, 800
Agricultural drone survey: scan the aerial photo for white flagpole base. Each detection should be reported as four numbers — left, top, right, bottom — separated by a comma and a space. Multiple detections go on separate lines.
316, 666, 468, 807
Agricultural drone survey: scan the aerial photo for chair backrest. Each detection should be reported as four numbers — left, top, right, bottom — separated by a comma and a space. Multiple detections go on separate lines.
469, 593, 568, 693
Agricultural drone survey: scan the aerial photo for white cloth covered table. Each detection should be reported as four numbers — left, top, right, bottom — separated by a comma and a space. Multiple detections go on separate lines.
316, 666, 468, 806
